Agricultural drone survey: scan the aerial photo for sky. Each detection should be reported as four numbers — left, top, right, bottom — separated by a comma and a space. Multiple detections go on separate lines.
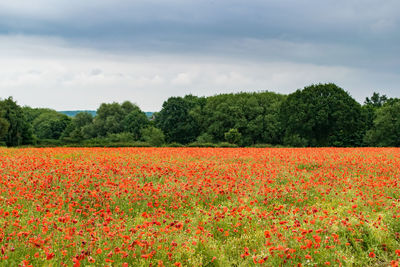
0, 0, 399, 111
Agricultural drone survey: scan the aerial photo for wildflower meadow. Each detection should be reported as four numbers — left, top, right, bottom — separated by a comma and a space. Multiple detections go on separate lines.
0, 147, 400, 266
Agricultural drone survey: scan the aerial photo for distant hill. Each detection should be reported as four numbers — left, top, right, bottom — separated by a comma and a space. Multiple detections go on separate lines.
58, 110, 97, 117
145, 112, 154, 119
58, 110, 154, 119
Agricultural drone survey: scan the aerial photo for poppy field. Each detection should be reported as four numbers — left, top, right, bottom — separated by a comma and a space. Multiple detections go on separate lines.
1, 147, 400, 266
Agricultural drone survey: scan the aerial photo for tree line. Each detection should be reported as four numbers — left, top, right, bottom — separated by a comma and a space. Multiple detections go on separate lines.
1, 83, 399, 147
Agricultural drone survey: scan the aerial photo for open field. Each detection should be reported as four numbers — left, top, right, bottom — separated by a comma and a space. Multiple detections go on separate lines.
0, 147, 400, 266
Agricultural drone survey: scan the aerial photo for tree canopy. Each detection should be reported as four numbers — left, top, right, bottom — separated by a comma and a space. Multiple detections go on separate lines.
364, 100, 400, 146
0, 97, 33, 146
280, 83, 364, 147
192, 91, 286, 146
155, 95, 203, 144
1, 84, 399, 147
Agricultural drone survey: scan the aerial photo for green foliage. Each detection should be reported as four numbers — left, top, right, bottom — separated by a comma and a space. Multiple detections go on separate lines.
141, 126, 165, 147
364, 100, 400, 146
224, 128, 242, 145
215, 142, 239, 148
249, 143, 274, 148
0, 97, 34, 146
73, 112, 94, 128
24, 107, 76, 141
23, 107, 56, 123
35, 138, 64, 147
361, 92, 392, 146
198, 91, 285, 145
165, 142, 185, 147
283, 134, 308, 147
187, 142, 217, 147
106, 132, 135, 142
196, 133, 213, 143
72, 139, 151, 147
155, 95, 204, 144
63, 101, 149, 142
364, 92, 389, 108
33, 112, 71, 140
92, 102, 126, 136
281, 83, 364, 147
62, 112, 95, 141
0, 116, 10, 142
123, 109, 149, 140
2, 86, 400, 148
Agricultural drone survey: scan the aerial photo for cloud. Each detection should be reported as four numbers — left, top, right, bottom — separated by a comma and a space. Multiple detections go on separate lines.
172, 73, 196, 86
0, 35, 399, 111
0, 1, 399, 110
0, 0, 398, 73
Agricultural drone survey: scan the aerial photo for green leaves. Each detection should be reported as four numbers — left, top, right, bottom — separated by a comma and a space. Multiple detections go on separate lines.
224, 128, 242, 145
200, 92, 285, 146
141, 126, 165, 146
280, 83, 363, 147
33, 112, 71, 140
364, 100, 400, 146
155, 95, 203, 144
0, 97, 34, 146
2, 87, 400, 148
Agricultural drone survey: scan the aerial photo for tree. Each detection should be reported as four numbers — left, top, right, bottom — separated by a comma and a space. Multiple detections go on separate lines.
280, 83, 364, 147
23, 107, 56, 124
224, 128, 242, 145
33, 112, 71, 140
361, 92, 392, 144
0, 116, 9, 144
141, 126, 165, 146
92, 102, 125, 136
196, 133, 213, 143
155, 95, 203, 144
364, 100, 400, 146
92, 101, 148, 138
60, 112, 95, 141
62, 112, 95, 140
73, 112, 94, 128
199, 91, 285, 145
364, 92, 389, 108
122, 108, 149, 140
121, 101, 137, 114
0, 97, 34, 146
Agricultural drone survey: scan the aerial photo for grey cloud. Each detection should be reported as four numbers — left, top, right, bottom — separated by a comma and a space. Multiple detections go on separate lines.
90, 69, 102, 76
0, 36, 399, 110
0, 1, 398, 64
0, 0, 399, 110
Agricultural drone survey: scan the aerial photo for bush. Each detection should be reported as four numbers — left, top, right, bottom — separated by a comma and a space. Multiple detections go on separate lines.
141, 126, 165, 147
283, 134, 308, 147
165, 142, 185, 147
216, 142, 239, 148
67, 139, 151, 147
99, 141, 151, 148
106, 132, 135, 142
196, 133, 213, 143
187, 142, 217, 147
36, 139, 63, 147
250, 143, 274, 148
224, 128, 242, 145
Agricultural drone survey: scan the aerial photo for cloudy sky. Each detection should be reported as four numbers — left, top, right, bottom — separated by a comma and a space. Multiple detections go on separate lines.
0, 0, 399, 111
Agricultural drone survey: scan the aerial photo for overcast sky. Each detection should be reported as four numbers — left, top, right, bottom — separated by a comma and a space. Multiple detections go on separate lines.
0, 0, 399, 111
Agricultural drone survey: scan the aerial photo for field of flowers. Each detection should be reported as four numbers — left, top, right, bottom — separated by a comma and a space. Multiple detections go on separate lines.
0, 147, 400, 266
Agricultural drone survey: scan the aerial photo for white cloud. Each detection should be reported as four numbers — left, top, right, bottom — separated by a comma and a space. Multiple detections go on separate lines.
171, 73, 195, 86
370, 18, 396, 33
0, 35, 399, 111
